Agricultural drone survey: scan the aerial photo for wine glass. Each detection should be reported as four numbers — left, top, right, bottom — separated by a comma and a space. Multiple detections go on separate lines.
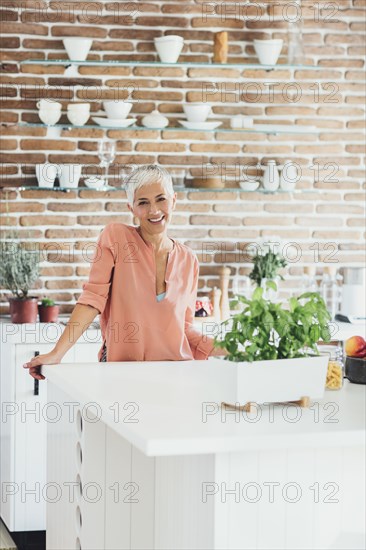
98, 140, 116, 187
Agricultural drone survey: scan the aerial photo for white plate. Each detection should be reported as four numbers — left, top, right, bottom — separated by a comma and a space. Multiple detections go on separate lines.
177, 120, 222, 130
84, 178, 106, 189
254, 124, 318, 134
239, 180, 260, 191
92, 117, 137, 128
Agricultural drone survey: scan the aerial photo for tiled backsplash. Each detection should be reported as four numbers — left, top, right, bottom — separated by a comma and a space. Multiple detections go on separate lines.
0, 0, 365, 313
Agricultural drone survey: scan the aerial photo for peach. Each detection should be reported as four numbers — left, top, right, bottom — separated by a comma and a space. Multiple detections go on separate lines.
345, 335, 366, 358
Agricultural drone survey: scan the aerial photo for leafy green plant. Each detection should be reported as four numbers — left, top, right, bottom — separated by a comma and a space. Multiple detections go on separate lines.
40, 297, 55, 307
249, 249, 287, 287
0, 241, 40, 300
214, 284, 331, 362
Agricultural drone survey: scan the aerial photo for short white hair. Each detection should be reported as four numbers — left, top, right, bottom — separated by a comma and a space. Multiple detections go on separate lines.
123, 165, 174, 205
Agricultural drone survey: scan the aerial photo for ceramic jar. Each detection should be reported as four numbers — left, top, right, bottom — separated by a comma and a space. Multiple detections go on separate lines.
141, 110, 169, 128
262, 160, 280, 191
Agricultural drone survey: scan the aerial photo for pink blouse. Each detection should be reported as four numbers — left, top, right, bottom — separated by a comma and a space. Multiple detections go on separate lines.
76, 223, 216, 362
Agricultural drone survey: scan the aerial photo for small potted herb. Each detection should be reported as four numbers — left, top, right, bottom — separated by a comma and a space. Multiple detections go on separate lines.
0, 239, 40, 323
213, 283, 331, 406
38, 297, 60, 323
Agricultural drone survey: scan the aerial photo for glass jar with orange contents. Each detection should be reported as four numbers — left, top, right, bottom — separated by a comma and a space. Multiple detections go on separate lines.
320, 343, 344, 390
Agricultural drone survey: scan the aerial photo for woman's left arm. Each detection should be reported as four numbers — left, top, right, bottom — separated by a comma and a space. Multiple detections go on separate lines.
185, 257, 228, 359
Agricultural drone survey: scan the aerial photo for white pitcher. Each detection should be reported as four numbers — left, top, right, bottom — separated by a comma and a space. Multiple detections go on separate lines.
35, 163, 58, 188
262, 160, 279, 191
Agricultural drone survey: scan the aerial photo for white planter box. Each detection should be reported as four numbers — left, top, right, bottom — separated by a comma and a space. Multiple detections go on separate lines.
216, 355, 329, 406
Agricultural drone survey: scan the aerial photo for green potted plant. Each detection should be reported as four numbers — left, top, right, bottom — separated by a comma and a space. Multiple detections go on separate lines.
0, 239, 41, 323
0, 197, 41, 323
249, 247, 287, 300
212, 283, 331, 407
38, 297, 60, 323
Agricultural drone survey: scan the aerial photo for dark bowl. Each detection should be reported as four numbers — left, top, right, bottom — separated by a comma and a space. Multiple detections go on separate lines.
345, 356, 366, 385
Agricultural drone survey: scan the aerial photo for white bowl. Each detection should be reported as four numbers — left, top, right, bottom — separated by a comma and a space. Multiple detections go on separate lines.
67, 111, 90, 126
154, 37, 184, 63
239, 180, 260, 191
84, 178, 105, 189
183, 103, 211, 123
253, 39, 283, 65
92, 117, 136, 128
102, 101, 133, 119
155, 35, 184, 42
178, 120, 222, 130
63, 38, 93, 61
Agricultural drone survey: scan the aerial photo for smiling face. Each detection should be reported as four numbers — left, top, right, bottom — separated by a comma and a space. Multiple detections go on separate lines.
128, 182, 177, 235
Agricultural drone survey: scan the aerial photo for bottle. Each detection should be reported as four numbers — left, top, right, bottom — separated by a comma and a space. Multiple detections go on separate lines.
323, 266, 341, 320
287, 22, 304, 65
302, 265, 318, 293
262, 160, 279, 191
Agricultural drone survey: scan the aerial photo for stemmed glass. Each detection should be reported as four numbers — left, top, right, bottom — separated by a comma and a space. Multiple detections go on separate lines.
98, 140, 116, 188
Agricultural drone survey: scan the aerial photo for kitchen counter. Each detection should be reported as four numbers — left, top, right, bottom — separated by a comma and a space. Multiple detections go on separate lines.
44, 359, 365, 550
43, 359, 365, 457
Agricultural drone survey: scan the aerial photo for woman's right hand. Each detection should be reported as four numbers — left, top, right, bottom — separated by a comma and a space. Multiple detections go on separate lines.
23, 350, 64, 380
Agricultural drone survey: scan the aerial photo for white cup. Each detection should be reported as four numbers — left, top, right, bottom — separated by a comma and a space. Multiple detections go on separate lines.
58, 164, 82, 188
37, 100, 62, 125
183, 103, 211, 123
230, 116, 242, 129
253, 39, 283, 66
38, 109, 62, 125
242, 117, 253, 128
63, 38, 93, 62
67, 103, 90, 126
102, 100, 133, 119
37, 99, 62, 111
35, 163, 58, 188
154, 35, 184, 63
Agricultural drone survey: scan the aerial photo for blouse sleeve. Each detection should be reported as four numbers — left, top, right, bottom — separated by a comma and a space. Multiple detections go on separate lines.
76, 224, 116, 314
185, 256, 216, 360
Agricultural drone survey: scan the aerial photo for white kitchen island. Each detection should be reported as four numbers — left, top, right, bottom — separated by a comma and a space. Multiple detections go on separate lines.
43, 360, 366, 550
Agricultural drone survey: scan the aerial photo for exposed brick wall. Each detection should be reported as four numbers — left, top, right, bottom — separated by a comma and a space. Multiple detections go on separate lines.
0, 0, 365, 313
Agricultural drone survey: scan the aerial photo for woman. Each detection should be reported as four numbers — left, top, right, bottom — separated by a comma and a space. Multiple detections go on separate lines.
24, 165, 226, 380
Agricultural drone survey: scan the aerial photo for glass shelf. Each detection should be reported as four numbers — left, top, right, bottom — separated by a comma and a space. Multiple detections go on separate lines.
20, 59, 322, 70
14, 122, 321, 135
14, 186, 316, 194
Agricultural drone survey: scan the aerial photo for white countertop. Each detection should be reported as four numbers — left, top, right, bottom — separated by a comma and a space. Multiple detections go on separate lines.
43, 359, 366, 457
1, 316, 365, 344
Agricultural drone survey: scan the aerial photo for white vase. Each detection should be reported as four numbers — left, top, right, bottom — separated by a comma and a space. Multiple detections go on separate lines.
262, 160, 279, 191
280, 160, 298, 191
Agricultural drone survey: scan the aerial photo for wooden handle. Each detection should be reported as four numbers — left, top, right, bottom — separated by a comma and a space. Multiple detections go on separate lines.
219, 265, 231, 321
210, 286, 222, 321
213, 31, 228, 63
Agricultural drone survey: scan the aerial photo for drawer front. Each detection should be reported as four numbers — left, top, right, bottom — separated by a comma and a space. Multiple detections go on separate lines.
9, 344, 74, 531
